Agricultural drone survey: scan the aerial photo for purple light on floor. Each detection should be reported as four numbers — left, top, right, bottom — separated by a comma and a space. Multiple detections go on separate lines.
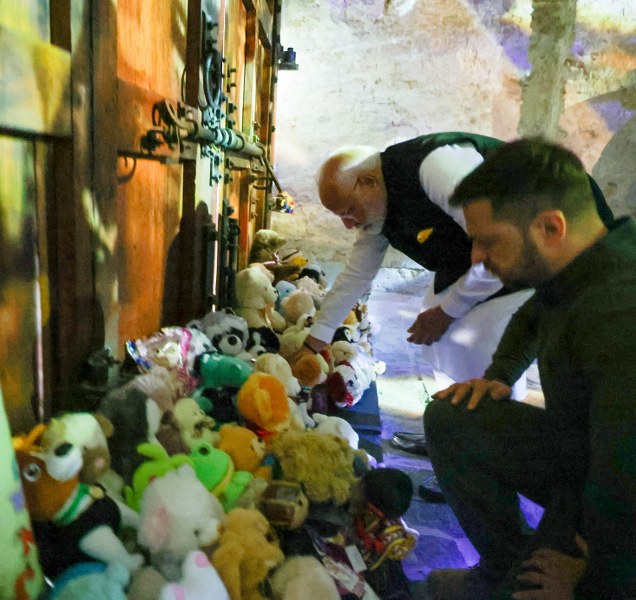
590, 98, 636, 133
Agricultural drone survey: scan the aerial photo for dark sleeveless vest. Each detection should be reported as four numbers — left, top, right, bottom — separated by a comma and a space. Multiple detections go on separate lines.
381, 132, 503, 294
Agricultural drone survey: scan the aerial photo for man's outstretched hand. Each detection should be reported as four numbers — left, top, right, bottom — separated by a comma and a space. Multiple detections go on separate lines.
433, 378, 512, 410
407, 306, 455, 345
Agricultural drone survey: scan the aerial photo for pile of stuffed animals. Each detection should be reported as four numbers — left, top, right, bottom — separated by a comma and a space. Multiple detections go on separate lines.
10, 229, 417, 600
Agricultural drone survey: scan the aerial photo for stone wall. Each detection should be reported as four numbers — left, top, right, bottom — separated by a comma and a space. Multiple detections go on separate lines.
271, 0, 636, 276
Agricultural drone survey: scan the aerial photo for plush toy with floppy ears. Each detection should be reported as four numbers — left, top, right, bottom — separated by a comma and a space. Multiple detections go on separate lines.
211, 508, 284, 600
40, 412, 123, 498
233, 267, 287, 332
13, 425, 144, 580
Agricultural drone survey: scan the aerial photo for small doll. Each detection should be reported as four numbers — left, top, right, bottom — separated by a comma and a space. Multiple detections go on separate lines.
349, 467, 418, 570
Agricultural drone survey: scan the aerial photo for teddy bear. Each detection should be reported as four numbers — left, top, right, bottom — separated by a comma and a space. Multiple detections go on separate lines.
13, 425, 144, 580
173, 397, 219, 449
253, 353, 301, 398
236, 373, 291, 441
269, 556, 340, 600
216, 424, 272, 482
293, 275, 326, 308
233, 267, 286, 332
210, 508, 285, 600
138, 464, 225, 582
279, 290, 316, 328
248, 229, 287, 264
270, 429, 359, 506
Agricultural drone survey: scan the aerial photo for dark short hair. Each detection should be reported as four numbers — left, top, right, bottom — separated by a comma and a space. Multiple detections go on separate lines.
450, 137, 596, 224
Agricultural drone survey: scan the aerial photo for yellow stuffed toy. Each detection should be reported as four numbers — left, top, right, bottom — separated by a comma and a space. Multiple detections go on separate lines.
210, 508, 284, 600
216, 424, 272, 482
270, 429, 359, 506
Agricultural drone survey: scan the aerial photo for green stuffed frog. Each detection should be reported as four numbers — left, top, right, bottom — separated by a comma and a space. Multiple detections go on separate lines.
190, 440, 253, 511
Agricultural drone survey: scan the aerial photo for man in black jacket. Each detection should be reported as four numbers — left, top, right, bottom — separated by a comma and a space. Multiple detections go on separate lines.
425, 138, 636, 600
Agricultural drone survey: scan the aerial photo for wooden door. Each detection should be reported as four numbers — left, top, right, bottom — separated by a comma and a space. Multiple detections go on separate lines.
0, 0, 93, 432
0, 0, 281, 433
221, 0, 279, 269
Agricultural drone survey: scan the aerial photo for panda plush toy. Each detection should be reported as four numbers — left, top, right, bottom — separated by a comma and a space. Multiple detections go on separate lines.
190, 310, 252, 361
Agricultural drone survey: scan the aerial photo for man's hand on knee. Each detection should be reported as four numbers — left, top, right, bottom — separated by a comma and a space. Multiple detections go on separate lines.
433, 378, 512, 410
407, 305, 455, 345
511, 536, 588, 600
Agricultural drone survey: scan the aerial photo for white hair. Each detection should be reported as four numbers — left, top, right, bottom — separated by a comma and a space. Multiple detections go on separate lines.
315, 145, 380, 190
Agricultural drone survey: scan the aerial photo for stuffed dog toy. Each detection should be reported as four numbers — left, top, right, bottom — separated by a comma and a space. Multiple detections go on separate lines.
13, 424, 143, 580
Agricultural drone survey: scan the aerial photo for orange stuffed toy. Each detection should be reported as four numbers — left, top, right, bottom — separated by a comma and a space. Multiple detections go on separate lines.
216, 424, 272, 482
236, 373, 290, 443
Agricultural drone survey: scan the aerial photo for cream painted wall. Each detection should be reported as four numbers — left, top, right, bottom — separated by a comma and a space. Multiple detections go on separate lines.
271, 0, 636, 273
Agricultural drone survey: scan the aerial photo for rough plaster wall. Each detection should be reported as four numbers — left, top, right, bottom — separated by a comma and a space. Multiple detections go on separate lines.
271, 0, 636, 278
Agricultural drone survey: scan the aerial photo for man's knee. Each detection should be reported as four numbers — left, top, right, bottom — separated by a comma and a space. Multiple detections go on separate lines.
424, 397, 459, 442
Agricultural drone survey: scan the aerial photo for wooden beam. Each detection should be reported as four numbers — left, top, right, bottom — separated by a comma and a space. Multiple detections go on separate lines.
0, 25, 72, 137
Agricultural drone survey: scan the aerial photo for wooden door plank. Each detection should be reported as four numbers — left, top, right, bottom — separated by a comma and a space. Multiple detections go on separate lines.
0, 25, 72, 137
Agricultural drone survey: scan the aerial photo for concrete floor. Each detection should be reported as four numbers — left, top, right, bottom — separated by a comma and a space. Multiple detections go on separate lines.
366, 285, 545, 598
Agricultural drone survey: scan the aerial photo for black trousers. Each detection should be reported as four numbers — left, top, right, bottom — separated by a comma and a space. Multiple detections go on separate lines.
424, 396, 588, 594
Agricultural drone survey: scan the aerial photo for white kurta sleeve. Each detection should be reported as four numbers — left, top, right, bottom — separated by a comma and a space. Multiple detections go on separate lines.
310, 230, 390, 343
419, 144, 503, 318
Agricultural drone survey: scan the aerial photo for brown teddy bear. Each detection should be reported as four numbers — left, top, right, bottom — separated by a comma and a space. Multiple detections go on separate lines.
248, 229, 287, 264
211, 508, 284, 600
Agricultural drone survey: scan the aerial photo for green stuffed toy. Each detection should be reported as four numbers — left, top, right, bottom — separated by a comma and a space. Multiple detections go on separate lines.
124, 443, 193, 511
189, 441, 253, 512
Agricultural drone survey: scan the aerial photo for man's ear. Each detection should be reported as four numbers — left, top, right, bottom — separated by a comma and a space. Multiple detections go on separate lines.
531, 210, 566, 247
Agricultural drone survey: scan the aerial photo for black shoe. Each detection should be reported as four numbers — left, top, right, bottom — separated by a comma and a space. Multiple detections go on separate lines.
390, 431, 429, 456
427, 564, 495, 600
418, 474, 446, 503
